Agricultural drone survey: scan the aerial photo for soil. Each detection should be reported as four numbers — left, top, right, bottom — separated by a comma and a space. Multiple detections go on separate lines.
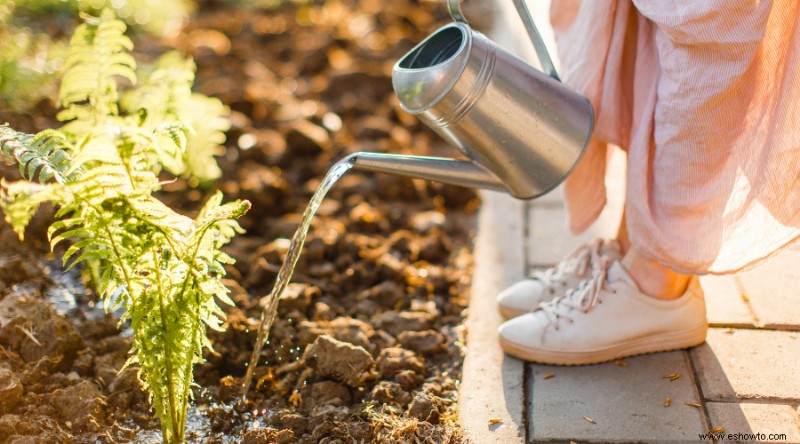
0, 0, 495, 442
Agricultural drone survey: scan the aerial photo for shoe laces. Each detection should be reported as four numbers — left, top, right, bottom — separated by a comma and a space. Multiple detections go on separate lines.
529, 239, 607, 288
537, 248, 615, 329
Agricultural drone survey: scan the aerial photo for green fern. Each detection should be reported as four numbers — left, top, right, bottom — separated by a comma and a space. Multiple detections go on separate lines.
122, 51, 230, 184
57, 9, 136, 127
0, 11, 249, 443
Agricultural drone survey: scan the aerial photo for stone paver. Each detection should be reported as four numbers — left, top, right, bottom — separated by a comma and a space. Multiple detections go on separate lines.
691, 328, 800, 401
700, 275, 756, 327
705, 402, 800, 443
738, 249, 800, 330
527, 148, 626, 267
459, 192, 526, 444
527, 351, 706, 442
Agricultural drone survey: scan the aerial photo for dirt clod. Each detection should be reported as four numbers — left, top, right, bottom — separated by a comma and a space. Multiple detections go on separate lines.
218, 375, 241, 403
394, 369, 425, 391
303, 335, 374, 387
368, 380, 412, 407
242, 428, 276, 444
372, 310, 434, 337
0, 367, 23, 413
408, 392, 443, 424
306, 380, 352, 410
398, 330, 446, 355
278, 283, 318, 315
376, 347, 425, 379
50, 380, 107, 433
0, 297, 85, 371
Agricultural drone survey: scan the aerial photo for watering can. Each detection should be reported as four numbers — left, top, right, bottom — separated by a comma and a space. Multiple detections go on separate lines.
348, 0, 593, 199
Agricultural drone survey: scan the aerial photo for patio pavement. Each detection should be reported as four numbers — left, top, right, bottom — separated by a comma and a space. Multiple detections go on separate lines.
458, 2, 800, 443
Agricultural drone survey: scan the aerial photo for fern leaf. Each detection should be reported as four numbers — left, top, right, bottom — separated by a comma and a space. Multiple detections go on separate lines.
0, 179, 64, 239
181, 94, 230, 184
121, 51, 230, 184
0, 125, 73, 183
57, 9, 136, 125
121, 51, 194, 122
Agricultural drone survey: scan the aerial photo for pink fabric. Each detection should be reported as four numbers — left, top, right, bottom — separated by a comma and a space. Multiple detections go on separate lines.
550, 0, 800, 274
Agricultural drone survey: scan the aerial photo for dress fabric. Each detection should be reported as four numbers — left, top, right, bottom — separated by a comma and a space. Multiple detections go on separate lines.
550, 0, 800, 274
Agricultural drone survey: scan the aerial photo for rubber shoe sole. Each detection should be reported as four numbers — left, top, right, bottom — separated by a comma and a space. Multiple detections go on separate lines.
499, 323, 708, 365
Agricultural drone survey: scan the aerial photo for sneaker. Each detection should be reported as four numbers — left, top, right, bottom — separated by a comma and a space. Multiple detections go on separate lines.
497, 259, 707, 365
497, 239, 622, 319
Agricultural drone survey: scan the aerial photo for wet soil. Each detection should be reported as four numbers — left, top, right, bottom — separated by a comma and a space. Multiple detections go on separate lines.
0, 0, 495, 442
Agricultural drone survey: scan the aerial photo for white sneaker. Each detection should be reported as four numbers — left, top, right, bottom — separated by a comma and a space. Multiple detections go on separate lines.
498, 259, 707, 365
497, 239, 622, 319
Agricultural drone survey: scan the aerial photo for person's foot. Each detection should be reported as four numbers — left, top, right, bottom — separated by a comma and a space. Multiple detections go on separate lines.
497, 259, 707, 365
497, 239, 622, 318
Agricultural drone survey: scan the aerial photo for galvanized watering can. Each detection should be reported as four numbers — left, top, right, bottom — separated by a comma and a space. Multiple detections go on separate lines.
348, 0, 594, 199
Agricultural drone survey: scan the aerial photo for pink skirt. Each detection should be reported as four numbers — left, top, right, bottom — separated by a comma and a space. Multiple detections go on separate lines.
551, 0, 800, 274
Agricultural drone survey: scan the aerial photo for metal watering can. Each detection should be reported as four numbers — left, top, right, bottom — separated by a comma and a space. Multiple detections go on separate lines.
348, 0, 593, 199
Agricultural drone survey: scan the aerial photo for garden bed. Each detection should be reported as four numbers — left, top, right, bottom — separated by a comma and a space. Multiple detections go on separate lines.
0, 0, 493, 442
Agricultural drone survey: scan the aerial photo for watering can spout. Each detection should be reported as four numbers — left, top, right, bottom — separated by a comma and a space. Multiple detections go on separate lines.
346, 152, 508, 193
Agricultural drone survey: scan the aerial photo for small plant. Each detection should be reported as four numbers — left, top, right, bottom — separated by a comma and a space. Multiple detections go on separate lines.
0, 11, 248, 443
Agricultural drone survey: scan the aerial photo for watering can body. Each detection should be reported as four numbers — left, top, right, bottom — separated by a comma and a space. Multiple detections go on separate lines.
350, 0, 594, 200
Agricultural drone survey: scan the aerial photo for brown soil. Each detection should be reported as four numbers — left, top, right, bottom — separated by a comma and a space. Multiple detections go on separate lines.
0, 0, 495, 442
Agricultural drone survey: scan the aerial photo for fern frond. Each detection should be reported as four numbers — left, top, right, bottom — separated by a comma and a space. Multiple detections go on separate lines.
121, 51, 194, 122
0, 125, 73, 183
0, 179, 64, 239
181, 94, 230, 185
122, 51, 228, 183
57, 9, 136, 125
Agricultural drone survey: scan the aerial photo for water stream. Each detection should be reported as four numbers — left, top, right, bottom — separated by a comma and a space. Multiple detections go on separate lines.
239, 156, 355, 400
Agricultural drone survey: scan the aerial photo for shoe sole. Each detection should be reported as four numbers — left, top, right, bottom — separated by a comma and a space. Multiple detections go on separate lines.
499, 324, 708, 365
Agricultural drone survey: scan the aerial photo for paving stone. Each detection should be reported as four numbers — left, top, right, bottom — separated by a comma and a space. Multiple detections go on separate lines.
527, 205, 623, 266
459, 192, 526, 444
527, 148, 626, 267
691, 328, 800, 401
528, 351, 706, 442
705, 402, 800, 442
700, 275, 756, 327
737, 249, 800, 329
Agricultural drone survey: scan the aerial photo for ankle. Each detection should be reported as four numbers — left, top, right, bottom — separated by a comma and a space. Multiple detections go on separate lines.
621, 248, 691, 300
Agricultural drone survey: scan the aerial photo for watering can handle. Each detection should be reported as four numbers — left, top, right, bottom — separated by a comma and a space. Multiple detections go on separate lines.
447, 0, 560, 81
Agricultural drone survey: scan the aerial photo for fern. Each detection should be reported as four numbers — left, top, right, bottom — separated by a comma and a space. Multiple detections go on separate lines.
122, 51, 230, 184
0, 11, 249, 443
57, 9, 136, 127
